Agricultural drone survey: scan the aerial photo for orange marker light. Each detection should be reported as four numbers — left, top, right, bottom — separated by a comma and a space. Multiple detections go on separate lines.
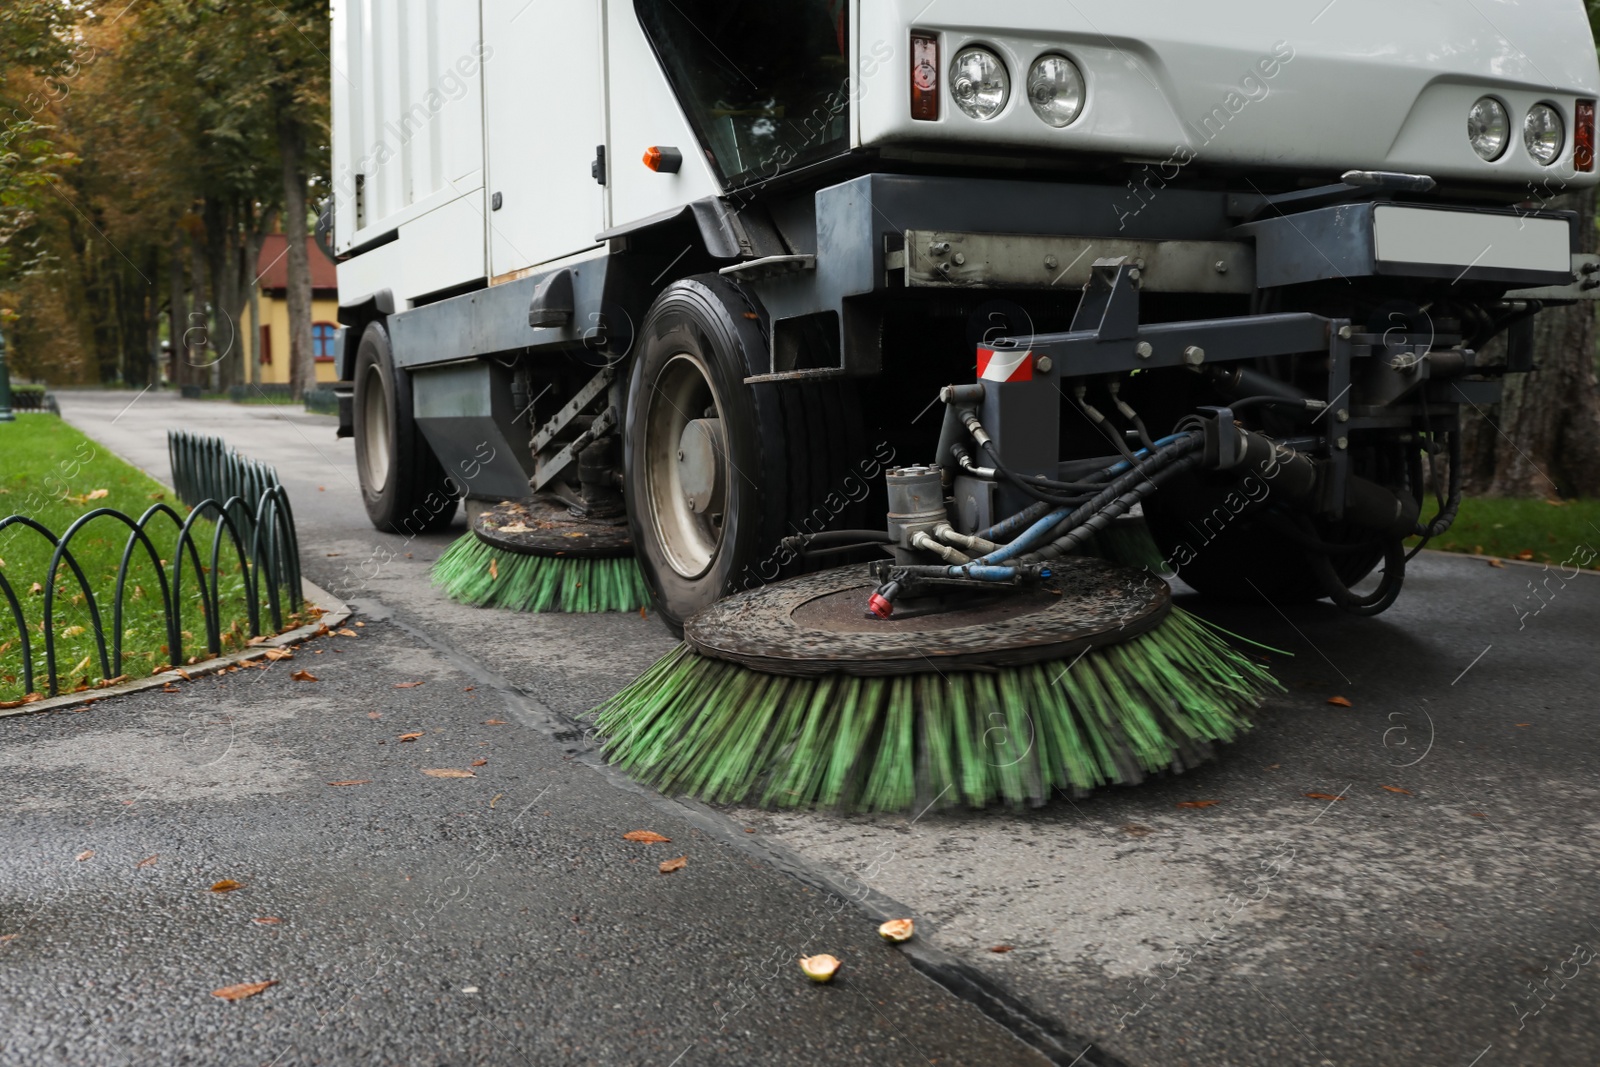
642, 146, 683, 174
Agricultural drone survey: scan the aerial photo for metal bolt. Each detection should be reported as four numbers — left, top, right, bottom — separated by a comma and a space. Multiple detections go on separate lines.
1035, 355, 1054, 374
1135, 342, 1154, 360
677, 449, 685, 461
1044, 255, 1059, 270
1336, 436, 1349, 450
953, 252, 966, 266
1338, 325, 1354, 340
930, 241, 951, 255
1214, 260, 1228, 274
938, 262, 951, 273
1183, 345, 1206, 366
1128, 267, 1143, 282
1336, 408, 1349, 423
686, 494, 696, 508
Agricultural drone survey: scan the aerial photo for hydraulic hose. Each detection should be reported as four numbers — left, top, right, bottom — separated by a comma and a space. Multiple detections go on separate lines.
1303, 516, 1408, 616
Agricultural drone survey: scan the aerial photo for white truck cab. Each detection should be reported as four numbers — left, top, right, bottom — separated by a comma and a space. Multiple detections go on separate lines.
326, 1, 1600, 625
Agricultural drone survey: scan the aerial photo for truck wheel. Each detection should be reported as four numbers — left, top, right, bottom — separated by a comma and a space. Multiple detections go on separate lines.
625, 276, 863, 632
351, 320, 458, 535
1143, 508, 1383, 605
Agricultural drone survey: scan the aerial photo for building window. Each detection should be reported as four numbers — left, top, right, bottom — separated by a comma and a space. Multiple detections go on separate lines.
259, 325, 272, 365
313, 322, 337, 362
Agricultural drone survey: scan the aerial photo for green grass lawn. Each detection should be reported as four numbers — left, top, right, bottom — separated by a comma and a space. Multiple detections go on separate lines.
1414, 497, 1600, 570
0, 416, 303, 704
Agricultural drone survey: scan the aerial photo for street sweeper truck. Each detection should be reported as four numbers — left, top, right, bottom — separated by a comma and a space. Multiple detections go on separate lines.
326, 1, 1600, 808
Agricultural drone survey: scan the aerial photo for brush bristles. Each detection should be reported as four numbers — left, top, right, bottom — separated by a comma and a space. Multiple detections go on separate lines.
431, 534, 652, 614
591, 610, 1281, 812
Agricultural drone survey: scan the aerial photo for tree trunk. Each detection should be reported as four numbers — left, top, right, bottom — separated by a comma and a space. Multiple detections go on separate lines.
278, 114, 314, 401
167, 236, 188, 388
1461, 189, 1600, 498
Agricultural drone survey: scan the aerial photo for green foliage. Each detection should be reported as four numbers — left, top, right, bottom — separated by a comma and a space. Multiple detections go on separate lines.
1418, 496, 1600, 569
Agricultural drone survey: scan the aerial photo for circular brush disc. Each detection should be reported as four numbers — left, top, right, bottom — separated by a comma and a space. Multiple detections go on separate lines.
685, 559, 1170, 678
472, 498, 633, 559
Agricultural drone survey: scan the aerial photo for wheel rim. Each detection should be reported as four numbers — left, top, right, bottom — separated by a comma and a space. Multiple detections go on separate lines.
643, 353, 729, 580
359, 361, 392, 492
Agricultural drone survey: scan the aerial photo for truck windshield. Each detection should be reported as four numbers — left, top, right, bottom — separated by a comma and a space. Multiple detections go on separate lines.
635, 0, 851, 186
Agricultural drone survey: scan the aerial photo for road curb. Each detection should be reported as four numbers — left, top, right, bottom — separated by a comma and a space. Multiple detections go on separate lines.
1, 577, 350, 719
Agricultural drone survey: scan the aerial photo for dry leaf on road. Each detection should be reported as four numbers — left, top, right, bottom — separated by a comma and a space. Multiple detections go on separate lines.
1517, 549, 1535, 561
1304, 792, 1344, 801
75, 850, 94, 862
367, 712, 381, 720
393, 681, 425, 689
397, 732, 423, 742
290, 670, 317, 682
1122, 824, 1152, 837
328, 780, 371, 787
136, 854, 159, 868
483, 719, 508, 725
989, 945, 1014, 954
1326, 696, 1353, 707
263, 649, 293, 661
1381, 785, 1412, 795
1488, 558, 1505, 568
470, 759, 488, 767
211, 979, 277, 1002
210, 880, 244, 893
336, 628, 357, 637
252, 917, 282, 925
659, 856, 687, 874
422, 768, 475, 779
623, 831, 670, 844
1177, 800, 1220, 809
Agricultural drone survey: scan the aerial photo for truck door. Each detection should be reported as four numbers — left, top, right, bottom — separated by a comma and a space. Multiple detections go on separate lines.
482, 0, 607, 278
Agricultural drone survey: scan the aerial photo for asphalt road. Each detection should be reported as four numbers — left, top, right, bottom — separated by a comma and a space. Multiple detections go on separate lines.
10, 387, 1600, 1066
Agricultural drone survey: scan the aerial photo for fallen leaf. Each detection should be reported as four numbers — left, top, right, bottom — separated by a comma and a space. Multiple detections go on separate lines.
1267, 763, 1281, 770
489, 557, 499, 580
639, 606, 648, 620
393, 681, 424, 689
397, 732, 424, 742
336, 628, 357, 637
1517, 549, 1535, 561
161, 685, 181, 694
659, 856, 688, 874
85, 489, 108, 500
1515, 723, 1531, 727
290, 670, 317, 682
355, 622, 365, 627
210, 879, 244, 893
1488, 558, 1505, 568
470, 759, 488, 767
328, 780, 371, 787
1304, 792, 1344, 801
1469, 812, 1488, 818
1326, 696, 1353, 707
623, 830, 671, 844
251, 917, 282, 925
484, 719, 508, 725
211, 979, 277, 1002
136, 854, 159, 868
0, 934, 16, 941
744, 828, 756, 834
247, 636, 268, 646
1381, 785, 1412, 795
1122, 823, 1152, 837
1177, 800, 1220, 809
489, 793, 503, 808
463, 687, 475, 692
28, 582, 41, 595
422, 768, 475, 778
75, 850, 94, 862
989, 944, 1014, 954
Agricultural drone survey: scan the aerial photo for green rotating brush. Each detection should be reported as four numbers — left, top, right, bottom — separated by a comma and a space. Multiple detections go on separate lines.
591, 558, 1282, 812
431, 498, 651, 614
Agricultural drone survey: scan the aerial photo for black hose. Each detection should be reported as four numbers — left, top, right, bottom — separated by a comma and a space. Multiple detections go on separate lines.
1022, 443, 1206, 562
1307, 530, 1408, 616
1414, 425, 1462, 539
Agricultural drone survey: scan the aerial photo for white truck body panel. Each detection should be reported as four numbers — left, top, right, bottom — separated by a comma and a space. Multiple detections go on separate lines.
857, 0, 1600, 187
482, 2, 608, 278
332, 0, 1599, 312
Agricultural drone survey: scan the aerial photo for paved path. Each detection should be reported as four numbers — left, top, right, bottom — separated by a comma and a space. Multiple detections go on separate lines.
9, 388, 1598, 1066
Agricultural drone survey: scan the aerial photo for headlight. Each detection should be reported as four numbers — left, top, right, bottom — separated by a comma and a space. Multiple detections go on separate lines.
1027, 54, 1085, 128
1467, 96, 1509, 161
950, 47, 1009, 121
1524, 104, 1565, 166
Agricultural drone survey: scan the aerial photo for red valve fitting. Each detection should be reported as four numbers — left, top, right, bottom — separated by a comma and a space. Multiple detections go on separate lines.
867, 593, 894, 619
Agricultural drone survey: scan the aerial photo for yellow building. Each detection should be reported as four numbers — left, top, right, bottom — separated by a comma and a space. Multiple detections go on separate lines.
239, 235, 341, 386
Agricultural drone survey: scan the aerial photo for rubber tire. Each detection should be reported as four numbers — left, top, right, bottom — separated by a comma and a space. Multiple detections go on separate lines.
625, 275, 866, 634
1143, 505, 1383, 606
351, 320, 458, 535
